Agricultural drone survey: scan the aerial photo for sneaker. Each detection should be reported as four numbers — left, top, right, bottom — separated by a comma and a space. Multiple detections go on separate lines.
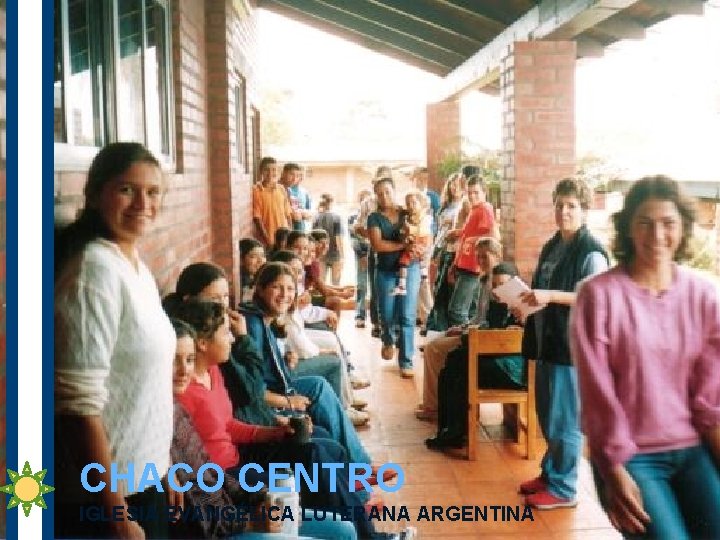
381, 345, 396, 360
400, 367, 414, 379
347, 407, 370, 427
355, 319, 366, 328
518, 475, 547, 495
525, 490, 577, 510
351, 397, 368, 410
390, 286, 406, 296
350, 373, 371, 390
371, 326, 381, 338
371, 465, 399, 483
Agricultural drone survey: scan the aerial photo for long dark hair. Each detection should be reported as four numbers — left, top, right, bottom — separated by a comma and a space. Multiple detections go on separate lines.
55, 142, 160, 277
176, 262, 227, 298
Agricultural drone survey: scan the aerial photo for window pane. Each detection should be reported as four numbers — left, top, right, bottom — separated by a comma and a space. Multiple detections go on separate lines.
54, 0, 66, 142
116, 0, 145, 142
144, 0, 169, 155
235, 79, 247, 170
66, 0, 98, 146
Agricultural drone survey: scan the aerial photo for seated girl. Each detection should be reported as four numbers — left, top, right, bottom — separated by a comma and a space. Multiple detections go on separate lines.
167, 300, 376, 508
239, 238, 267, 304
287, 230, 355, 314
241, 262, 394, 483
270, 249, 370, 427
392, 190, 432, 296
169, 317, 358, 540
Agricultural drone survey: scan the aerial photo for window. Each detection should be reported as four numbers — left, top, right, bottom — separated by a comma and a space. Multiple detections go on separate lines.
235, 76, 247, 172
55, 0, 172, 160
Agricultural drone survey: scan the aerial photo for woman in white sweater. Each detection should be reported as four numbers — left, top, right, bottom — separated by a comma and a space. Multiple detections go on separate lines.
55, 143, 178, 539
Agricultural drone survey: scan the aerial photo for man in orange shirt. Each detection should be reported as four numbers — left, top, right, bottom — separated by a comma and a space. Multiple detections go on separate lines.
253, 156, 292, 246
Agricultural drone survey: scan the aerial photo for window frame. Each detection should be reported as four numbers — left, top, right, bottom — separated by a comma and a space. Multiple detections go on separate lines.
234, 74, 248, 173
54, 0, 175, 172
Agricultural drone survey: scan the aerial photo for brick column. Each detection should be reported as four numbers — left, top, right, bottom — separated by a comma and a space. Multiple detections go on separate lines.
501, 41, 576, 282
426, 99, 461, 192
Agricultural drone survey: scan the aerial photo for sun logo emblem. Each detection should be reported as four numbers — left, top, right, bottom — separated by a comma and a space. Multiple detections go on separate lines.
0, 461, 55, 516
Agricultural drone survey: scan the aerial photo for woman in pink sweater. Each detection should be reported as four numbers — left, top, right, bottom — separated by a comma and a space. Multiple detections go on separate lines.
571, 176, 720, 539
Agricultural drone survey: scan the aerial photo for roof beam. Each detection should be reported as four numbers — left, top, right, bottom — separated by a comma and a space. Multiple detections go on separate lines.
370, 0, 505, 42
258, 0, 452, 76
439, 0, 646, 101
576, 36, 605, 57
316, 0, 482, 56
644, 0, 705, 15
263, 0, 466, 68
436, 0, 529, 26
595, 15, 645, 39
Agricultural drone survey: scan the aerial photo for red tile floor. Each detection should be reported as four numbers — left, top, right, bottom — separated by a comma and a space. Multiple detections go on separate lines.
338, 314, 620, 539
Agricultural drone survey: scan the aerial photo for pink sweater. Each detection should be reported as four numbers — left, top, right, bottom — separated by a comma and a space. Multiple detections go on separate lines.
571, 265, 720, 476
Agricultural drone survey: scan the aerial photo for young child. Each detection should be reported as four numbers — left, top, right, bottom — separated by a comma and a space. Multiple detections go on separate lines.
392, 190, 432, 295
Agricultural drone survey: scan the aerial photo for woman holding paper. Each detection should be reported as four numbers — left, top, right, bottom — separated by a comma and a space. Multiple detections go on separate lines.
517, 177, 608, 510
571, 176, 720, 539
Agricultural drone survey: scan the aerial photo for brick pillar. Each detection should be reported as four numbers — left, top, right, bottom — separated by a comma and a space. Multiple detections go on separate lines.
426, 99, 461, 193
205, 0, 243, 301
501, 41, 576, 281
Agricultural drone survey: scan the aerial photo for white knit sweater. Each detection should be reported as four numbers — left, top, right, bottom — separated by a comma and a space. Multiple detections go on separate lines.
55, 239, 175, 495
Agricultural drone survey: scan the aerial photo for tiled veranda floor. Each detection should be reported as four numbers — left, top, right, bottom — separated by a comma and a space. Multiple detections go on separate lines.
338, 314, 620, 540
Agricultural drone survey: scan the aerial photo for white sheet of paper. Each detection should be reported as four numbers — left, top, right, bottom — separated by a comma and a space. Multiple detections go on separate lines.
492, 276, 543, 319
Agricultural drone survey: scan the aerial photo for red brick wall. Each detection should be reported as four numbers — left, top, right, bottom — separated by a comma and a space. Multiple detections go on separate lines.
426, 99, 461, 193
500, 41, 576, 281
54, 0, 260, 298
205, 0, 258, 301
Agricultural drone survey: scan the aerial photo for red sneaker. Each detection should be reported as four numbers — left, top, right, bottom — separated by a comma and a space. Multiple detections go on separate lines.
518, 475, 547, 495
371, 465, 398, 483
525, 490, 577, 510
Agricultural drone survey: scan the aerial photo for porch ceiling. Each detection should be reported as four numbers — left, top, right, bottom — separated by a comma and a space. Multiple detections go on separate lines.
257, 0, 706, 93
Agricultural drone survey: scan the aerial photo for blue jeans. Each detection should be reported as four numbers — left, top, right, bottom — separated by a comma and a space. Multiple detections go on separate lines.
594, 446, 720, 540
447, 269, 480, 327
536, 361, 581, 499
368, 250, 379, 326
355, 254, 368, 320
375, 262, 421, 369
294, 354, 343, 399
294, 375, 372, 464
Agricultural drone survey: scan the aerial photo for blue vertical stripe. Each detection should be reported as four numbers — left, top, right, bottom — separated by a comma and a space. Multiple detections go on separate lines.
5, 0, 17, 538
42, 0, 55, 537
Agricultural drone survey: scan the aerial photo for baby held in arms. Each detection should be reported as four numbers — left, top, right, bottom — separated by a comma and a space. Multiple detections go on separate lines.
393, 190, 432, 296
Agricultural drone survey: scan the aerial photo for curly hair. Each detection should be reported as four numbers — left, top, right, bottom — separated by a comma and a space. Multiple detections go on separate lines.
611, 175, 696, 265
552, 177, 593, 210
